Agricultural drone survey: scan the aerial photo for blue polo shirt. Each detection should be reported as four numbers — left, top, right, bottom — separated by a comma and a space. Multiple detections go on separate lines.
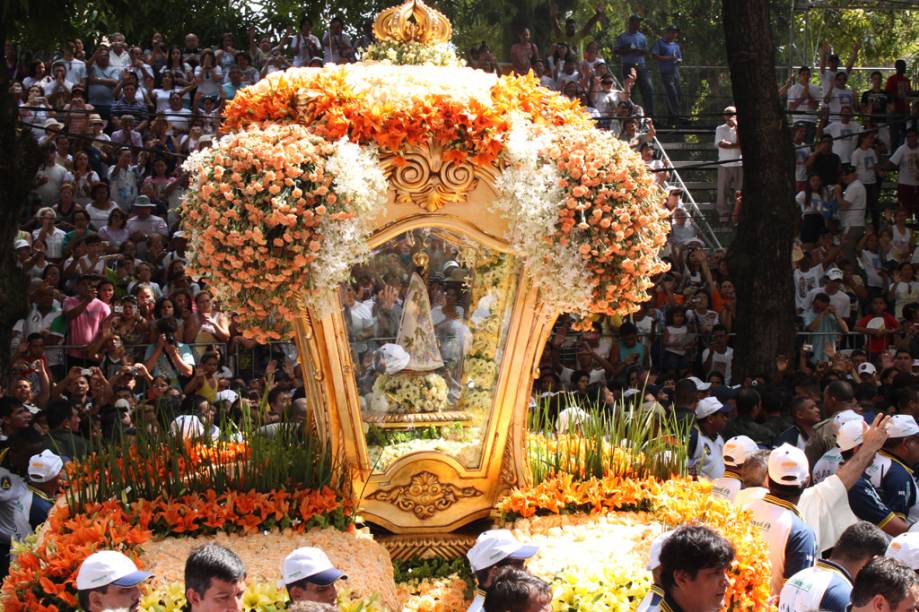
877, 451, 918, 519
651, 39, 682, 73
849, 473, 898, 529
615, 31, 648, 67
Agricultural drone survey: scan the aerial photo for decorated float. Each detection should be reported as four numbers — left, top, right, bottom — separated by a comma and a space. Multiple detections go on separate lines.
1, 1, 775, 610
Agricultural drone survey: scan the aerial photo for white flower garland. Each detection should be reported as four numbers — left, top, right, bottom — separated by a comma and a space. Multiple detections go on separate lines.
492, 119, 594, 314
311, 138, 389, 317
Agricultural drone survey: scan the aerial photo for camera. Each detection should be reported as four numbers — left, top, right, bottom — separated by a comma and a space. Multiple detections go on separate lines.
81, 368, 93, 376
164, 333, 177, 346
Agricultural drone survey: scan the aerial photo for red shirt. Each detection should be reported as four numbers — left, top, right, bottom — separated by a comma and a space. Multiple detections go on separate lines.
886, 74, 912, 114
857, 312, 898, 353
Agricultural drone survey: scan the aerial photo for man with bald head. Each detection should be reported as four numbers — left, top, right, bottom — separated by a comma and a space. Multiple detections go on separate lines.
805, 380, 857, 468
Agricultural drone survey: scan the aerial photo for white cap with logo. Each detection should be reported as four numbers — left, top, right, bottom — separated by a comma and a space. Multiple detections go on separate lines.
722, 436, 758, 468
857, 362, 877, 376
76, 550, 152, 591
466, 529, 539, 572
694, 396, 728, 420
887, 533, 919, 570
28, 450, 63, 483
887, 415, 919, 439
836, 419, 868, 452
686, 376, 711, 391
278, 547, 346, 588
768, 443, 809, 487
832, 409, 862, 433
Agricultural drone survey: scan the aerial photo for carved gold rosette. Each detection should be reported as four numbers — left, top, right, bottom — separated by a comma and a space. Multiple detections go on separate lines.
380, 143, 500, 213
366, 471, 483, 519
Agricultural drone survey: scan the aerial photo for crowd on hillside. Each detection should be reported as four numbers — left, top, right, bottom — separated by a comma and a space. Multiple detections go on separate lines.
4, 12, 919, 612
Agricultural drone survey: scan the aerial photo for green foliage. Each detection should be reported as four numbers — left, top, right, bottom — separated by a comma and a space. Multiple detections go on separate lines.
392, 556, 473, 585
63, 406, 339, 514
527, 393, 689, 485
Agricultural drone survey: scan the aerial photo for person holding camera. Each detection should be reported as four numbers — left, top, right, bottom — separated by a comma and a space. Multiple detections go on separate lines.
322, 16, 353, 64
143, 317, 195, 390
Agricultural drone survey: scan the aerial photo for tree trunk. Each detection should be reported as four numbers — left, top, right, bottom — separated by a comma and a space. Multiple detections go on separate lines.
722, 0, 797, 381
0, 29, 42, 382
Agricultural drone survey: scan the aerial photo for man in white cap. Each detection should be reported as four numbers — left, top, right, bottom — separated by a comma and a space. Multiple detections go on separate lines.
688, 396, 730, 480
279, 547, 346, 604
26, 449, 62, 530
747, 444, 817, 595
779, 521, 888, 612
874, 415, 919, 523
811, 410, 866, 485
466, 529, 538, 612
844, 417, 911, 537
711, 435, 758, 501
636, 529, 674, 611
714, 105, 741, 223
76, 549, 152, 611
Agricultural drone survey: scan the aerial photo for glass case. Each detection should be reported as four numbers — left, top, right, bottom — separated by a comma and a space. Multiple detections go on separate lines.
339, 228, 519, 473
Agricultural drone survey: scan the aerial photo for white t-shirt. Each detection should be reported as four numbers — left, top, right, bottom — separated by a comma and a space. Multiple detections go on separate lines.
812, 448, 843, 485
701, 346, 734, 384
787, 83, 822, 124
839, 180, 866, 230
795, 264, 824, 311
715, 123, 742, 166
796, 191, 826, 216
794, 144, 810, 182
824, 120, 861, 163
850, 147, 879, 185
166, 107, 192, 133
61, 58, 86, 85
890, 143, 919, 186
804, 286, 851, 319
33, 164, 73, 206
825, 86, 857, 119
85, 202, 117, 230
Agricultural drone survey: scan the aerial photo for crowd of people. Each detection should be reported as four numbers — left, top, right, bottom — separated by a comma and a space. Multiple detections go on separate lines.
4, 11, 919, 612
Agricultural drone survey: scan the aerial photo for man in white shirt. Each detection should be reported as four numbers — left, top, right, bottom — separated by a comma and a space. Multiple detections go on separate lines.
785, 67, 822, 143
715, 105, 742, 222
822, 105, 861, 163
107, 32, 132, 70
466, 530, 538, 612
835, 164, 867, 261
322, 16, 353, 64
803, 267, 851, 318
888, 128, 919, 213
688, 397, 729, 480
126, 196, 168, 243
59, 42, 87, 86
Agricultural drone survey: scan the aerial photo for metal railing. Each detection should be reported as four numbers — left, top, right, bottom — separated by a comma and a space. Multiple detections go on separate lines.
651, 133, 723, 249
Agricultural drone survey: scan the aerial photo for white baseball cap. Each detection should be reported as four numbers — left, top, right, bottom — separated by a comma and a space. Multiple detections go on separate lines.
832, 409, 862, 433
170, 415, 204, 439
216, 389, 239, 405
826, 268, 844, 281
28, 450, 63, 483
857, 362, 877, 376
836, 419, 868, 452
694, 396, 728, 420
887, 533, 919, 570
686, 376, 712, 391
768, 443, 809, 487
466, 529, 538, 572
722, 436, 758, 468
556, 406, 590, 433
76, 550, 152, 591
887, 415, 919, 439
279, 547, 346, 588
646, 529, 675, 571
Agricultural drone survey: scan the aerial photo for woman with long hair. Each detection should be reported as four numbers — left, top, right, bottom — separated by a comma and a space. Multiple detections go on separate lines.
70, 150, 99, 206
796, 174, 827, 246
